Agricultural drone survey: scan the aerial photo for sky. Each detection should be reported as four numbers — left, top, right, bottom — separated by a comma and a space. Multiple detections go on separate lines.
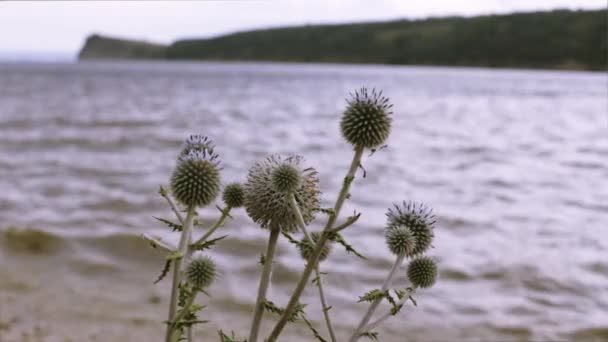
0, 0, 605, 57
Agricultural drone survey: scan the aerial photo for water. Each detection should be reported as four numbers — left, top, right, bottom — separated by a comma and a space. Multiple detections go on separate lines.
0, 61, 607, 341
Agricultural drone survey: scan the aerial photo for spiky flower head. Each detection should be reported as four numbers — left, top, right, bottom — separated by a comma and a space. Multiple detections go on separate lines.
385, 226, 417, 256
178, 134, 218, 163
340, 87, 393, 149
170, 136, 221, 207
223, 183, 245, 208
244, 154, 320, 233
187, 256, 217, 289
271, 163, 301, 193
298, 232, 332, 262
407, 256, 437, 288
386, 202, 435, 257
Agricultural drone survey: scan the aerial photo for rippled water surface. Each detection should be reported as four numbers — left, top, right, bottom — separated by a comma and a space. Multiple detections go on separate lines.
1, 62, 607, 341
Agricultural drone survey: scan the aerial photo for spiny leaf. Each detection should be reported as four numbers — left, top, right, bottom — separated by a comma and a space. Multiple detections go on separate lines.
360, 331, 379, 341
192, 235, 228, 251
358, 289, 388, 303
153, 259, 171, 284
154, 216, 182, 232
311, 271, 328, 286
384, 291, 397, 307
263, 300, 306, 323
390, 303, 404, 316
328, 232, 367, 260
281, 231, 303, 247
313, 207, 336, 217
218, 330, 245, 342
409, 295, 418, 307
302, 316, 328, 342
395, 289, 407, 300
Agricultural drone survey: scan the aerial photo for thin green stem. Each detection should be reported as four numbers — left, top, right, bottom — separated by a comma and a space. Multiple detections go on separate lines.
141, 233, 176, 253
288, 193, 337, 342
169, 290, 199, 342
349, 253, 406, 342
363, 287, 417, 334
268, 145, 365, 342
165, 206, 195, 342
248, 226, 281, 342
162, 191, 185, 225
314, 268, 336, 342
191, 206, 232, 248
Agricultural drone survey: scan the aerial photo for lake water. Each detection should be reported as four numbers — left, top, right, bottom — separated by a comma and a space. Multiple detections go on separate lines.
0, 61, 607, 341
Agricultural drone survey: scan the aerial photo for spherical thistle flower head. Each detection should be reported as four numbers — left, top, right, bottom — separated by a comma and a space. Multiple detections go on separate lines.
178, 134, 219, 164
340, 87, 393, 149
170, 150, 221, 207
299, 232, 332, 262
222, 182, 245, 208
271, 163, 301, 193
385, 225, 417, 257
407, 256, 438, 288
244, 154, 320, 233
187, 256, 217, 289
386, 201, 435, 257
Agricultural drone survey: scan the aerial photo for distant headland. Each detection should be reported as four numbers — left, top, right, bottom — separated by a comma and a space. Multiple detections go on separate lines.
78, 9, 606, 71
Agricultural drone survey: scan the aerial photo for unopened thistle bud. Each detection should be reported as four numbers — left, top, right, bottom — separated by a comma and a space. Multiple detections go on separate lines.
386, 202, 435, 257
271, 164, 301, 193
187, 256, 217, 289
340, 87, 393, 148
385, 226, 417, 256
299, 232, 332, 262
223, 183, 245, 208
407, 256, 437, 288
244, 154, 320, 233
170, 137, 221, 207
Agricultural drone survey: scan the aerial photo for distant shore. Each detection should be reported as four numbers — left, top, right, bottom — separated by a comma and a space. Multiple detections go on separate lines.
78, 9, 605, 71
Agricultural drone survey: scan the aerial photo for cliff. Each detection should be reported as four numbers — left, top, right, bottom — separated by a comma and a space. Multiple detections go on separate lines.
78, 34, 167, 60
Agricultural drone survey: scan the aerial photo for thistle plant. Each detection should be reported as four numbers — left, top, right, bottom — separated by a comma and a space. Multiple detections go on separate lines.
244, 154, 320, 342
143, 135, 242, 342
142, 87, 441, 342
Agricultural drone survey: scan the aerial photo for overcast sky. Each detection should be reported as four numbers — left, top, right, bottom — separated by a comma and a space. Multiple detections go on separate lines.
0, 0, 604, 56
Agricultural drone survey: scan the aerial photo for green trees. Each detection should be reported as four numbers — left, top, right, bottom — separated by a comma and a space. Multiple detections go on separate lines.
166, 9, 606, 70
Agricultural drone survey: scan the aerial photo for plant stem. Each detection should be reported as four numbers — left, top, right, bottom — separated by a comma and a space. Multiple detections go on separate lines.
169, 290, 199, 342
142, 233, 176, 253
314, 268, 336, 342
348, 253, 406, 342
248, 226, 281, 342
288, 193, 337, 342
162, 191, 185, 225
268, 145, 365, 342
187, 327, 193, 342
165, 206, 195, 342
191, 206, 231, 248
363, 287, 417, 333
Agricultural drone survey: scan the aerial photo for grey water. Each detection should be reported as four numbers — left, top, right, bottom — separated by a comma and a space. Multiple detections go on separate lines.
1, 61, 607, 341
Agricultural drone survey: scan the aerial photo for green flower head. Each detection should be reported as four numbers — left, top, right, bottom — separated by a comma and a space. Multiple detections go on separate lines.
407, 256, 438, 288
386, 202, 435, 257
187, 256, 217, 289
170, 135, 221, 207
340, 87, 393, 148
223, 183, 245, 208
244, 154, 320, 233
